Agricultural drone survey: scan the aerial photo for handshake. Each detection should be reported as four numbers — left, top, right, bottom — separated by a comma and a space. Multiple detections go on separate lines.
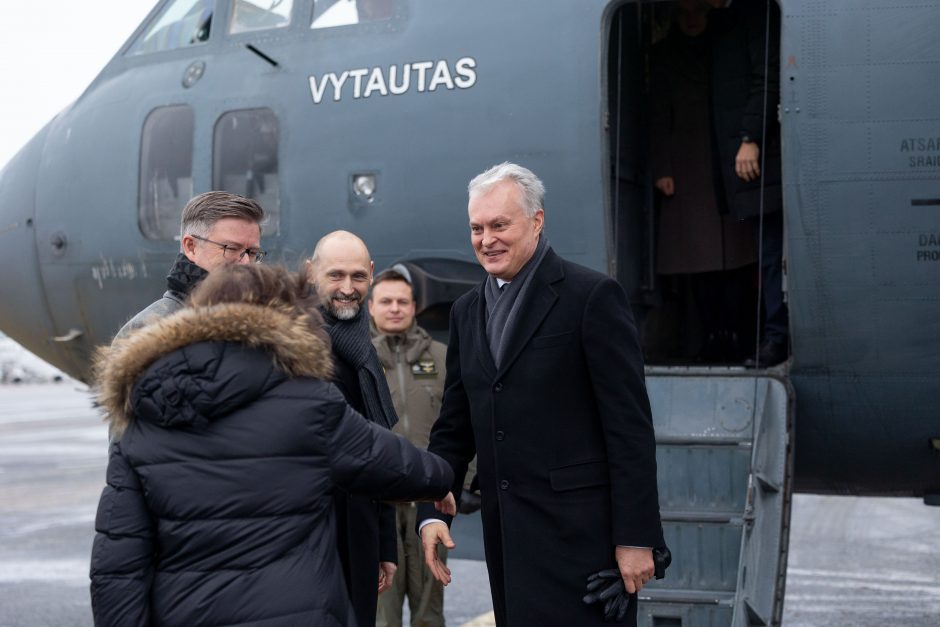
582, 547, 671, 622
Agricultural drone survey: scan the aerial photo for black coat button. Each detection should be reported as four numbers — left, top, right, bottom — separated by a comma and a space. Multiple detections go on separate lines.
495, 430, 505, 441
494, 382, 503, 392
500, 480, 510, 490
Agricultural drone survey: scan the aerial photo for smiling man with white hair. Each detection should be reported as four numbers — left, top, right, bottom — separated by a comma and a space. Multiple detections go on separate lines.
417, 162, 665, 626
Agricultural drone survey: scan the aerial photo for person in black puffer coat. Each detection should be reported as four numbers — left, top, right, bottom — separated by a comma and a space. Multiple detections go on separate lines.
89, 264, 454, 627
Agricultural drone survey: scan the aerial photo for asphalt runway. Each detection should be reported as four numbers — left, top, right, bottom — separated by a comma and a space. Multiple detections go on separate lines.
1, 383, 937, 626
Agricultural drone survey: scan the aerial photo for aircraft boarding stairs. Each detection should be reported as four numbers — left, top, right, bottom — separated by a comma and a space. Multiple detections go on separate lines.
639, 370, 794, 627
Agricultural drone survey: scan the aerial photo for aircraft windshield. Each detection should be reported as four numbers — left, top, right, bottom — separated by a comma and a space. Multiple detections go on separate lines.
230, 0, 293, 35
311, 0, 393, 29
128, 0, 214, 55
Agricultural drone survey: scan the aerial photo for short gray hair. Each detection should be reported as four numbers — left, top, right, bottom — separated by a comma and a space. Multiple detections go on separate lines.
467, 162, 545, 217
180, 191, 265, 241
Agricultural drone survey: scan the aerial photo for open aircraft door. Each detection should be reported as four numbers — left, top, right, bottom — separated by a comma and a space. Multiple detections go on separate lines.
640, 370, 794, 627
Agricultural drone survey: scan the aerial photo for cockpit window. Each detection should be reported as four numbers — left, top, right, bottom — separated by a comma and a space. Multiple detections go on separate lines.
139, 106, 194, 241
213, 108, 281, 234
128, 0, 214, 55
311, 0, 393, 29
229, 0, 293, 35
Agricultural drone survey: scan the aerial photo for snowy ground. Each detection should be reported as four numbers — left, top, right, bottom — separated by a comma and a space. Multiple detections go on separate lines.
0, 334, 69, 384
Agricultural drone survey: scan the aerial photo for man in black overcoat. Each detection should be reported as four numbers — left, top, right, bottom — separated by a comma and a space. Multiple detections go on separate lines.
707, 0, 788, 367
417, 163, 664, 626
307, 231, 399, 627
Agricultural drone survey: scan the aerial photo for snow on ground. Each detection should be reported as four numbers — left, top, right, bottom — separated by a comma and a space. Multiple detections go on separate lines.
0, 334, 70, 384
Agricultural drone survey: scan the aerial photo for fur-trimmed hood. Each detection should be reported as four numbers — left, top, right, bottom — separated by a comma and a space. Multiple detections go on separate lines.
95, 302, 333, 436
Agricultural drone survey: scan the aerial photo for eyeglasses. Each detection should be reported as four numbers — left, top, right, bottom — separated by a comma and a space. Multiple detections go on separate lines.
190, 234, 267, 263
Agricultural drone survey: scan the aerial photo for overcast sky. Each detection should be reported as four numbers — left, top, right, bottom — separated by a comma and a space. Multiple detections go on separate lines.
0, 1, 156, 170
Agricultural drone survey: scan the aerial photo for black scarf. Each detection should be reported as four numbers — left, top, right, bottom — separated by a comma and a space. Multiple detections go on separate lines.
165, 253, 209, 298
484, 235, 550, 367
321, 305, 399, 430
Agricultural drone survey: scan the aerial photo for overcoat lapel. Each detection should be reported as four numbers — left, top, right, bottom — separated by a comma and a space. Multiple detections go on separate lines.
494, 249, 565, 378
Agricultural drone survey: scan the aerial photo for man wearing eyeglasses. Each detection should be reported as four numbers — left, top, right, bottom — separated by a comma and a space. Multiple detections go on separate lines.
114, 191, 265, 340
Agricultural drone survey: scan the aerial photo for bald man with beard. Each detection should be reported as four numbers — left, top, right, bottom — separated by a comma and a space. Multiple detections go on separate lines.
306, 231, 401, 627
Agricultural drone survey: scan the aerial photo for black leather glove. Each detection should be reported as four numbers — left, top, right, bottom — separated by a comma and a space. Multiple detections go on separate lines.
457, 488, 481, 514
582, 546, 671, 623
604, 591, 634, 622
583, 570, 635, 622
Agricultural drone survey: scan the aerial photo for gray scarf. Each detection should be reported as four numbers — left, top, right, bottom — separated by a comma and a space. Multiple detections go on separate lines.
321, 305, 399, 429
484, 235, 550, 367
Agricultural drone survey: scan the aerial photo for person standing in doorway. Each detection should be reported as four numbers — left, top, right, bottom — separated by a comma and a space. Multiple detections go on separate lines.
651, 0, 757, 362
707, 0, 788, 367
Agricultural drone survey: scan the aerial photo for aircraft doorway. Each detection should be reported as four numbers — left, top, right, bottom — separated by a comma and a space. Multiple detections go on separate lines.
607, 0, 785, 368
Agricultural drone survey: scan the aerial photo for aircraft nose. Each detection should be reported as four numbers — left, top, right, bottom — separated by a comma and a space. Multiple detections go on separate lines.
0, 126, 59, 364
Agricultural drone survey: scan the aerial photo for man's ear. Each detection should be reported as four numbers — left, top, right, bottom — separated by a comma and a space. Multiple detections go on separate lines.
369, 260, 375, 285
181, 234, 198, 262
533, 209, 545, 234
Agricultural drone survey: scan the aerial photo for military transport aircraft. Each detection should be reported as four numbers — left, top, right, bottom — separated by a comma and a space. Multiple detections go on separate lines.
0, 1, 937, 625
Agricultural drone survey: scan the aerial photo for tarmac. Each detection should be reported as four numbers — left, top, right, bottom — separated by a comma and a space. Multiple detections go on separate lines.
0, 383, 938, 626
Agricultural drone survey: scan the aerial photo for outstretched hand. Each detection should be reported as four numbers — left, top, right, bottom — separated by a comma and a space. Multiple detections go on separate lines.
434, 491, 457, 516
420, 521, 456, 585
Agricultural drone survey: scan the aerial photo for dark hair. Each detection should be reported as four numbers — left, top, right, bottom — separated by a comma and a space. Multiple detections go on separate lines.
189, 264, 325, 337
180, 191, 265, 240
370, 268, 414, 301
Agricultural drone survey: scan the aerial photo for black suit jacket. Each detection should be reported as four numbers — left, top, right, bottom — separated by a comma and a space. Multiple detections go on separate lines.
331, 355, 397, 627
420, 248, 663, 626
